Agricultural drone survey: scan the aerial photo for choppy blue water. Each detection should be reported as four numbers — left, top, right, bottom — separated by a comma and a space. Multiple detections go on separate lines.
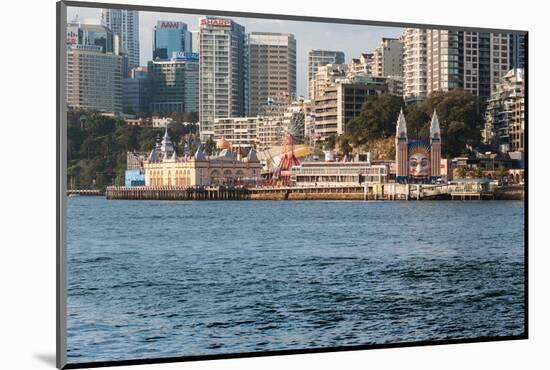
67, 198, 525, 363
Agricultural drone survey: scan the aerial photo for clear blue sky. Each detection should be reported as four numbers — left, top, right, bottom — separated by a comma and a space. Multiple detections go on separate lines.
67, 6, 403, 97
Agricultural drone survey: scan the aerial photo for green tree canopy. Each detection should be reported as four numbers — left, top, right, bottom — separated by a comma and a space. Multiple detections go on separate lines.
419, 89, 483, 158
324, 134, 336, 150
66, 109, 198, 188
404, 106, 430, 139
204, 137, 216, 155
343, 89, 483, 159
337, 134, 352, 155
346, 94, 404, 142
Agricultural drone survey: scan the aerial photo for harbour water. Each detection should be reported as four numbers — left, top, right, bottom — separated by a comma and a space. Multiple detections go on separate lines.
67, 197, 525, 363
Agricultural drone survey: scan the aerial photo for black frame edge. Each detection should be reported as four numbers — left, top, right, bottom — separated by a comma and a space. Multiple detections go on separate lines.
63, 334, 528, 369
61, 0, 528, 35
523, 32, 529, 338
57, 1, 68, 369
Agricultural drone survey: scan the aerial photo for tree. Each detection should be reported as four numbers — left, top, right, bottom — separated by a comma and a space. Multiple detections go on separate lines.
123, 106, 135, 115
186, 112, 199, 123
345, 117, 369, 147
386, 144, 396, 160
337, 135, 352, 156
474, 166, 484, 178
457, 166, 468, 179
346, 94, 404, 142
324, 135, 336, 150
67, 125, 86, 161
405, 106, 430, 139
421, 89, 483, 158
114, 153, 127, 186
497, 166, 508, 183
340, 89, 485, 160
204, 137, 216, 155
115, 124, 139, 151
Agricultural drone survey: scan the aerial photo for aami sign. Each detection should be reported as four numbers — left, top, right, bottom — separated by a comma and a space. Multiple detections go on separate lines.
159, 21, 182, 29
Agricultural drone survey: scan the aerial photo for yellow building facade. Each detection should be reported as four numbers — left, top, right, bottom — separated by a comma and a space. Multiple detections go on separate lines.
143, 130, 261, 187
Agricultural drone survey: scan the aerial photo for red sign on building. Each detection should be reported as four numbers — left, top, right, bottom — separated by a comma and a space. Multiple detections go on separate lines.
200, 18, 231, 27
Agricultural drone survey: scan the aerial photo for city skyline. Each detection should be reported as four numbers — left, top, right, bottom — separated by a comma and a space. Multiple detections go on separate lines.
64, 5, 525, 156
67, 6, 403, 97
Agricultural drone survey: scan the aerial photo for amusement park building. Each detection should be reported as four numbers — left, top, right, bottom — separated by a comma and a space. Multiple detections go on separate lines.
143, 129, 261, 186
290, 161, 389, 186
395, 108, 442, 182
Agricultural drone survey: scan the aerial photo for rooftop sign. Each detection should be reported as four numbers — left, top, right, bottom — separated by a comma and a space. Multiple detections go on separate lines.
200, 18, 231, 27
67, 44, 103, 52
66, 29, 79, 44
158, 21, 184, 29
172, 52, 199, 61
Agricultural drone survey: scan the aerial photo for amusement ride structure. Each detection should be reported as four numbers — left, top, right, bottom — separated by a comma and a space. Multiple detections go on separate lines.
261, 133, 301, 186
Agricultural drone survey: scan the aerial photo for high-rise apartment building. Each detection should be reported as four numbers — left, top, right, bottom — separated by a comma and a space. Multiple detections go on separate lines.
256, 95, 292, 151
405, 28, 525, 103
314, 79, 387, 141
307, 50, 345, 99
426, 29, 460, 93
101, 8, 140, 72
386, 76, 404, 96
371, 38, 404, 78
199, 17, 246, 141
148, 53, 199, 114
66, 21, 123, 112
510, 33, 526, 70
213, 117, 259, 149
309, 63, 348, 101
66, 44, 123, 112
350, 53, 374, 76
153, 21, 191, 60
282, 99, 310, 145
246, 32, 297, 117
67, 17, 116, 53
483, 68, 525, 152
191, 31, 200, 53
486, 33, 512, 98
403, 28, 428, 104
459, 31, 511, 100
459, 31, 482, 97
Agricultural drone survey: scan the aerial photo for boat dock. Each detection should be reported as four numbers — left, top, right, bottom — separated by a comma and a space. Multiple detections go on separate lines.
67, 189, 105, 196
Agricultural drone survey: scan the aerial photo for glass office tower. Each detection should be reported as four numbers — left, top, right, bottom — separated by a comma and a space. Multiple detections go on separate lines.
153, 21, 192, 60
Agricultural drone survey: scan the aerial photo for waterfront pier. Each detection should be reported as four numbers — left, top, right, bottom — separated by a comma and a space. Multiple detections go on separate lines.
67, 189, 105, 196
105, 186, 249, 201
104, 182, 521, 201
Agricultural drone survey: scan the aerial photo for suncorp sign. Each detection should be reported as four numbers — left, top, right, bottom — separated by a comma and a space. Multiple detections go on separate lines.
67, 44, 103, 52
172, 52, 200, 61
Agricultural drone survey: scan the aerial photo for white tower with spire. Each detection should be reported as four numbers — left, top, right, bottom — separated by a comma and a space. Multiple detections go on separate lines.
395, 108, 409, 180
160, 127, 175, 159
429, 109, 442, 178
430, 109, 441, 139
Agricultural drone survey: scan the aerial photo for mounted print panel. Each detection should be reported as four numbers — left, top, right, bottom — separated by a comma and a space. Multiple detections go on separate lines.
57, 1, 527, 368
